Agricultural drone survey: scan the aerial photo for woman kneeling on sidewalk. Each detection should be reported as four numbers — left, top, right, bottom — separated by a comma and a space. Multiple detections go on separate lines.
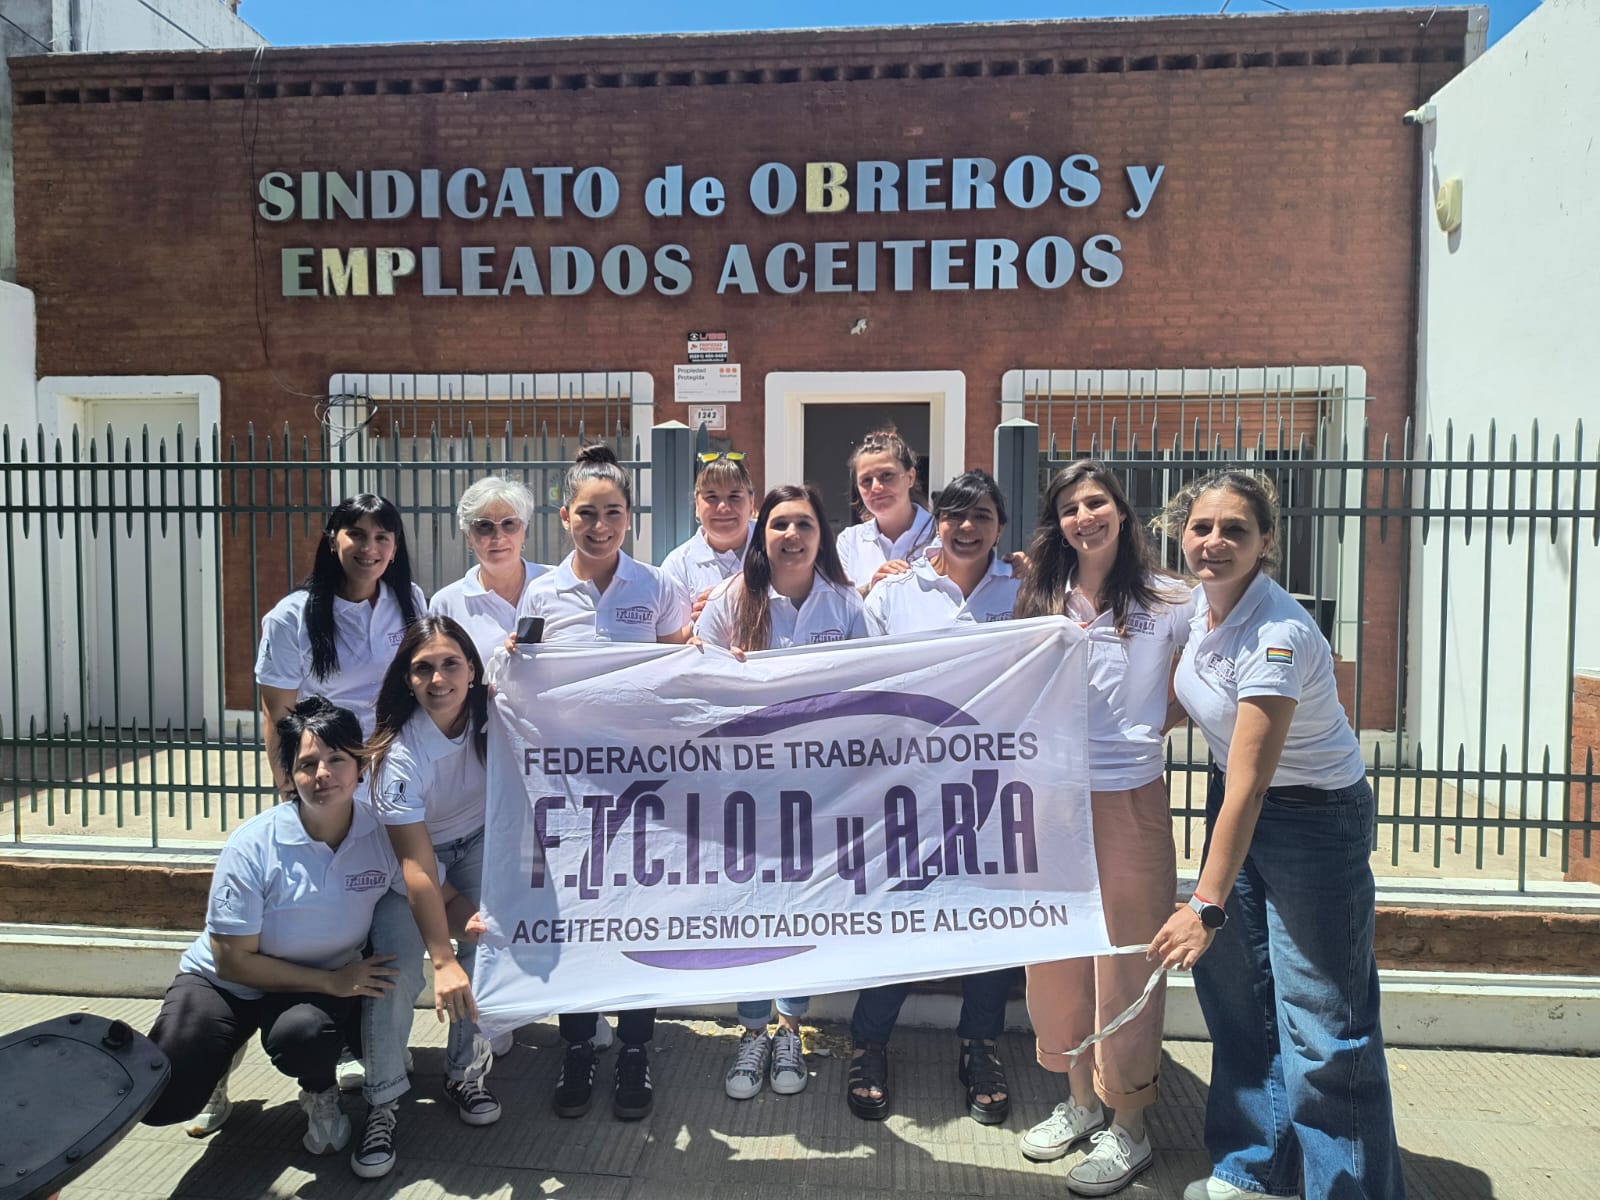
142, 699, 466, 1159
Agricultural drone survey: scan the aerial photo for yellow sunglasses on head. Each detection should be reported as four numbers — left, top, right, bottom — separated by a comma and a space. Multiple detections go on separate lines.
697, 451, 747, 463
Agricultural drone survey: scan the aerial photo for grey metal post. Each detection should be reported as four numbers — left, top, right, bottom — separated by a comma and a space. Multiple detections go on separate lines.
651, 420, 696, 564
993, 417, 1040, 557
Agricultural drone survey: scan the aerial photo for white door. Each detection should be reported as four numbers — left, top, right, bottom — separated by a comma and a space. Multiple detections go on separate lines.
83, 399, 207, 730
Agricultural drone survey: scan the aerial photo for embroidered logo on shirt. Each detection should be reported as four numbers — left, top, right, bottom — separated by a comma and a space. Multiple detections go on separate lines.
345, 869, 389, 893
388, 629, 404, 646
1124, 613, 1157, 635
1265, 646, 1294, 665
214, 883, 238, 915
982, 612, 1011, 623
378, 781, 405, 813
1202, 652, 1238, 683
614, 605, 655, 625
810, 629, 846, 643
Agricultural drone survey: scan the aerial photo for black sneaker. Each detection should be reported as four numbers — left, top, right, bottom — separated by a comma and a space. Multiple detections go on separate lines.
553, 1039, 598, 1118
613, 1044, 653, 1120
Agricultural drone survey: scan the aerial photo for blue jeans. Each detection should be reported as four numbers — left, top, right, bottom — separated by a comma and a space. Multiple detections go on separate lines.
737, 996, 810, 1030
1194, 770, 1405, 1200
363, 826, 487, 1105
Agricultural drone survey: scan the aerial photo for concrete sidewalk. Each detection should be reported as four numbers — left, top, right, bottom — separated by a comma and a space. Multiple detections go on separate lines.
4, 992, 1595, 1200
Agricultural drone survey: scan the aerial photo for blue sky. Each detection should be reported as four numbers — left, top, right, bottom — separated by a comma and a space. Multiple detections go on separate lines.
245, 2, 1539, 49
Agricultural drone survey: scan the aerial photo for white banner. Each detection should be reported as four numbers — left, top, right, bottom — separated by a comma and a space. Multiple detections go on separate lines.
472, 617, 1105, 1035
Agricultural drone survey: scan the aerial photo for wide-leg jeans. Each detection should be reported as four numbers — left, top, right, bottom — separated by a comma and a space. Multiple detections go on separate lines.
1194, 770, 1406, 1200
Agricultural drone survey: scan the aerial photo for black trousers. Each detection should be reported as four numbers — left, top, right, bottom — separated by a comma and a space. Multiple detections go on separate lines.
558, 1009, 655, 1045
143, 971, 358, 1126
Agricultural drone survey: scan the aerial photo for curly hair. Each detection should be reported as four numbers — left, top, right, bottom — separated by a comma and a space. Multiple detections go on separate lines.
1152, 468, 1281, 573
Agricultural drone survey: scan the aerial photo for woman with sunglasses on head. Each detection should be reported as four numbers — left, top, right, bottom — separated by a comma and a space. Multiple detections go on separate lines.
350, 615, 505, 1179
836, 427, 937, 595
143, 699, 445, 1159
1012, 461, 1193, 1197
430, 477, 549, 663
848, 468, 1019, 1126
659, 451, 757, 620
1148, 470, 1404, 1200
513, 442, 692, 1123
693, 483, 866, 1102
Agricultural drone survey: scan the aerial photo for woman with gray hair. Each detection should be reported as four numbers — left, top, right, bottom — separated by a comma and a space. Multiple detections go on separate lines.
430, 476, 549, 661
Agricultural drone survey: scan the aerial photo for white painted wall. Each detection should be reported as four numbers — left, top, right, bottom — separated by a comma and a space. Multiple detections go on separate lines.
0, 283, 43, 741
2, 0, 265, 281
1412, 0, 1599, 801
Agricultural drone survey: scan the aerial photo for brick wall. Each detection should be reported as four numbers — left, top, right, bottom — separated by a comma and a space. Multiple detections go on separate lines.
9, 12, 1469, 713
1569, 671, 1600, 885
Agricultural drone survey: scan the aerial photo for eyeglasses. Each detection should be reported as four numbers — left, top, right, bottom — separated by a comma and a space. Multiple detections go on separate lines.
468, 516, 525, 538
697, 451, 747, 463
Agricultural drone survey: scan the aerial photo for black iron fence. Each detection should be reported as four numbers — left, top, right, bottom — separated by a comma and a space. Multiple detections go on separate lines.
993, 415, 1600, 885
2, 413, 1597, 888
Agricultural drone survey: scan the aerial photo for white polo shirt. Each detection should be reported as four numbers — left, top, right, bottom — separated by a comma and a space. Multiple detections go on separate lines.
1073, 578, 1194, 791
1174, 571, 1366, 789
515, 551, 690, 644
659, 522, 755, 605
430, 560, 549, 664
863, 555, 1020, 635
697, 572, 867, 650
254, 581, 427, 737
370, 707, 486, 845
178, 801, 404, 999
836, 507, 938, 589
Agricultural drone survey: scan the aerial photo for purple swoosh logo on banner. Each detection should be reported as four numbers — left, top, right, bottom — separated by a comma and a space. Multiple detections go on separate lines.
700, 690, 977, 739
623, 946, 817, 970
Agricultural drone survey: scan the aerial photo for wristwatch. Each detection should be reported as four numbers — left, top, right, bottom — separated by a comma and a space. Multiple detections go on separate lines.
1187, 892, 1228, 930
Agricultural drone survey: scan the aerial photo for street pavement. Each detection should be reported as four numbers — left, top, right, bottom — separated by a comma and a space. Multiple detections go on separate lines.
2, 992, 1595, 1200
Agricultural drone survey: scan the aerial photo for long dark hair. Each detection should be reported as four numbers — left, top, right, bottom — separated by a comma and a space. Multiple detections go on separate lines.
303, 494, 419, 680
367, 616, 488, 789
274, 696, 367, 803
732, 485, 850, 652
1016, 459, 1179, 634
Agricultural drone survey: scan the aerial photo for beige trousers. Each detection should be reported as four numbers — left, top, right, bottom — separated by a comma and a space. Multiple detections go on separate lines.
1025, 777, 1176, 1112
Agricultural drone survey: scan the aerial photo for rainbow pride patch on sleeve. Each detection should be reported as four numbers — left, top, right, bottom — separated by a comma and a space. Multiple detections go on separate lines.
1265, 646, 1294, 665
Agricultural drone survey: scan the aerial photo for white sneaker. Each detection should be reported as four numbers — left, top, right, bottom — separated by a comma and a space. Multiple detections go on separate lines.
1066, 1126, 1153, 1196
723, 1029, 771, 1100
184, 1076, 232, 1137
335, 1046, 365, 1092
185, 1044, 245, 1137
1182, 1178, 1302, 1200
769, 1026, 807, 1095
1020, 1098, 1106, 1162
349, 1100, 397, 1179
299, 1086, 352, 1155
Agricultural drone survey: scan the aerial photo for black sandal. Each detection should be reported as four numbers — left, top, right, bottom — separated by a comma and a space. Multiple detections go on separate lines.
958, 1040, 1010, 1125
846, 1043, 890, 1121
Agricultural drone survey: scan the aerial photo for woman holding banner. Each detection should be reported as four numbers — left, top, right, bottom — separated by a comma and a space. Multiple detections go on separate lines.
693, 483, 867, 1102
659, 450, 757, 617
836, 427, 937, 593
1012, 461, 1192, 1197
515, 442, 692, 1123
848, 468, 1019, 1124
353, 615, 500, 1179
1148, 470, 1404, 1200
